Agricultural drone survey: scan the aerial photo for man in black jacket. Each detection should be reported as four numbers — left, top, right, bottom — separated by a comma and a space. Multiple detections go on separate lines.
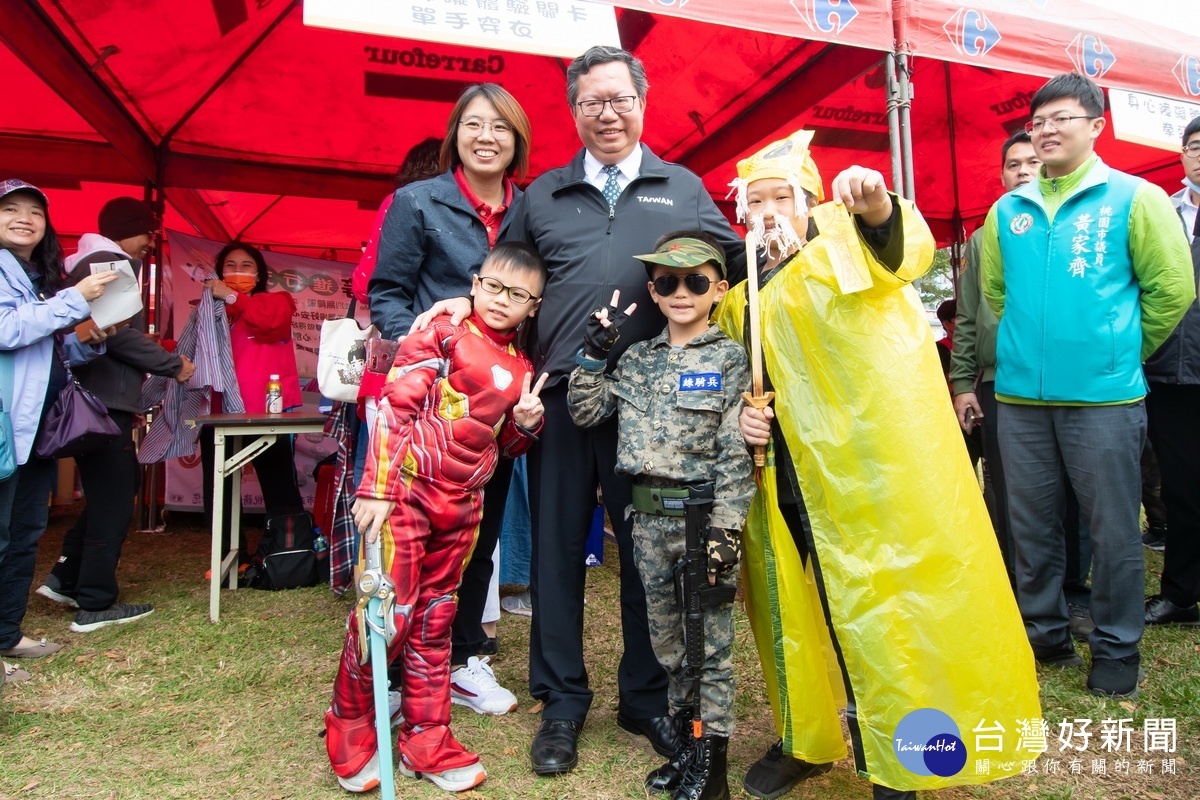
36, 198, 193, 632
414, 45, 746, 777
508, 46, 745, 776
1143, 116, 1200, 627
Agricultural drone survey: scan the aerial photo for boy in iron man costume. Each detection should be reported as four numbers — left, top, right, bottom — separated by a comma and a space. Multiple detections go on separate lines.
326, 242, 549, 794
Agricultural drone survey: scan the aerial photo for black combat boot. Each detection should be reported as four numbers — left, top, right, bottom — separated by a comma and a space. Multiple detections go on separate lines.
671, 736, 729, 800
646, 717, 694, 792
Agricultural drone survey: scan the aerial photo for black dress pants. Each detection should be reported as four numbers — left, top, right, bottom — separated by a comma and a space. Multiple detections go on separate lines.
1147, 383, 1200, 606
200, 424, 303, 556
526, 384, 667, 723
50, 410, 139, 611
449, 456, 514, 664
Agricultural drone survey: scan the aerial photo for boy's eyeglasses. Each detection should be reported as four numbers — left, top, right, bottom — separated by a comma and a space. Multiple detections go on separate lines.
1183, 142, 1200, 159
476, 275, 538, 305
652, 273, 713, 296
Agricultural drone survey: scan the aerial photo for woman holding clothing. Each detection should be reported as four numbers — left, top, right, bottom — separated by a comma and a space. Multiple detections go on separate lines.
201, 242, 304, 567
363, 83, 531, 719
0, 180, 116, 682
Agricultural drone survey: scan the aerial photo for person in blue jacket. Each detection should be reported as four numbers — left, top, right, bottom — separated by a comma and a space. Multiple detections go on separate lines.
0, 179, 115, 680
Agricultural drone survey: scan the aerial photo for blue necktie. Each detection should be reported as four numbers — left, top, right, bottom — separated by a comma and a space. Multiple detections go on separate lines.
601, 164, 622, 215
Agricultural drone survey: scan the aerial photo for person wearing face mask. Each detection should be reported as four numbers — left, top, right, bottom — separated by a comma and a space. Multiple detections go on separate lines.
34, 197, 193, 632
200, 242, 303, 570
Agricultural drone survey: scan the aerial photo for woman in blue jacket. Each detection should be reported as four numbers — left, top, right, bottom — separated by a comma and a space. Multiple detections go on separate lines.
0, 180, 115, 682
364, 83, 531, 719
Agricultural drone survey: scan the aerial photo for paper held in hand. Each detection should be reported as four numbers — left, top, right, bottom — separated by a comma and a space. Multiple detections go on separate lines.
87, 260, 143, 328
810, 202, 873, 295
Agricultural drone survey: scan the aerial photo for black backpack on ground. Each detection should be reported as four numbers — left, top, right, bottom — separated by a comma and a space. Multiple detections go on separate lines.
246, 511, 320, 590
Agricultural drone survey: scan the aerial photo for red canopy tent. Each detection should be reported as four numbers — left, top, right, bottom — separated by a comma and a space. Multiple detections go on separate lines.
2, 0, 1197, 258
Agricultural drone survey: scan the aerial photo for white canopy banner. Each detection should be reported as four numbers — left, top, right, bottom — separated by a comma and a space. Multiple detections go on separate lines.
304, 0, 619, 59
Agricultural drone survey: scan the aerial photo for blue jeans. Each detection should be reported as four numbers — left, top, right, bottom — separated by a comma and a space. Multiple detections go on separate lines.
0, 456, 57, 648
499, 455, 531, 586
999, 402, 1145, 660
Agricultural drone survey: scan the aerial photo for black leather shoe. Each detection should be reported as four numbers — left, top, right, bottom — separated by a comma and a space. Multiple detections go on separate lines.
1145, 595, 1200, 626
531, 718, 581, 775
618, 712, 682, 758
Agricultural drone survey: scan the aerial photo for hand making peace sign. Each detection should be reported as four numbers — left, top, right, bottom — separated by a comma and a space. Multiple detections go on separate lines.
513, 371, 549, 430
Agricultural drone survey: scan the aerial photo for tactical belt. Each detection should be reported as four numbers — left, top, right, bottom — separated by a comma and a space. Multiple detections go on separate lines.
631, 483, 690, 517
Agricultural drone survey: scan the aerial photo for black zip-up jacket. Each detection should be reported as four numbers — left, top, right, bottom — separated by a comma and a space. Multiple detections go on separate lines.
505, 144, 745, 387
65, 249, 183, 413
1144, 189, 1200, 385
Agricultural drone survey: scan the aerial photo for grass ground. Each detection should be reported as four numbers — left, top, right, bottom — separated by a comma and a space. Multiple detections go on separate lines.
1, 506, 1197, 800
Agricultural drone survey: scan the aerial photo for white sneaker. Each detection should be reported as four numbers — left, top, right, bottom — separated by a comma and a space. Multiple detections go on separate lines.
399, 759, 486, 792
337, 751, 380, 793
449, 656, 517, 715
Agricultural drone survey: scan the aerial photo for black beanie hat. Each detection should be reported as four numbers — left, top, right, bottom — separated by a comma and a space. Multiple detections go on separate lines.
98, 197, 158, 242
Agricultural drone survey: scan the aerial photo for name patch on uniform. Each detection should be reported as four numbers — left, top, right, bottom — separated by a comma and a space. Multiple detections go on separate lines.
679, 373, 722, 391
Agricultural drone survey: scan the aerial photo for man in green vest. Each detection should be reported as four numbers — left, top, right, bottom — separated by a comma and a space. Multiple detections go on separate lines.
980, 72, 1194, 698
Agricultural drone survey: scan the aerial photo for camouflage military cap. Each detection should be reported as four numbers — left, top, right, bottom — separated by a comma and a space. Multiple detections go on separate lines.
634, 237, 727, 278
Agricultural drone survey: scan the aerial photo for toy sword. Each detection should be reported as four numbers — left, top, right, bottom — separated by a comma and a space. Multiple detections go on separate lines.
357, 532, 397, 800
740, 230, 774, 467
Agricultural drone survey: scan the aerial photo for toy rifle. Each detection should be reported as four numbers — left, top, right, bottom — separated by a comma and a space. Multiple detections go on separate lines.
680, 483, 735, 740
357, 532, 397, 800
739, 230, 774, 467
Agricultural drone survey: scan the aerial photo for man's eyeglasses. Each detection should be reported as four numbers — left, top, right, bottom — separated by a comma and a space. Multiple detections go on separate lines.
1183, 142, 1200, 159
476, 275, 538, 305
652, 273, 713, 296
576, 96, 639, 117
1024, 114, 1099, 135
459, 120, 513, 140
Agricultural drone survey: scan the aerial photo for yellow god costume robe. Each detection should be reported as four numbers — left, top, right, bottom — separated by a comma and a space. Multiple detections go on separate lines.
714, 198, 1041, 791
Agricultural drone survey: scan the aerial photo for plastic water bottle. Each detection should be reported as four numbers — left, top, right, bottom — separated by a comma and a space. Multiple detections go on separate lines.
266, 374, 283, 413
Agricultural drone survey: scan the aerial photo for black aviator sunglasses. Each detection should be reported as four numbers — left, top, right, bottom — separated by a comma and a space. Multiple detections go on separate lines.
652, 273, 713, 296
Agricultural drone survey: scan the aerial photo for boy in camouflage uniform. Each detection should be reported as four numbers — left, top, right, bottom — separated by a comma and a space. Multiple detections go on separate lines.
568, 231, 753, 800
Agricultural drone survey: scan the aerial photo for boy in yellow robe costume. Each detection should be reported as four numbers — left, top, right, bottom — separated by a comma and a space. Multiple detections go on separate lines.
714, 131, 1041, 800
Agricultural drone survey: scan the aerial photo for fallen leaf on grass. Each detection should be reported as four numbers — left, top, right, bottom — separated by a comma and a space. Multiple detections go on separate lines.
527, 701, 543, 714
20, 781, 38, 792
1155, 656, 1181, 667
74, 654, 95, 664
1119, 701, 1137, 713
103, 650, 122, 659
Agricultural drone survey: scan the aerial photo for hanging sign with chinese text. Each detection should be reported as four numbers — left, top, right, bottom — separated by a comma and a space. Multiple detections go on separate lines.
304, 0, 620, 59
1110, 89, 1200, 153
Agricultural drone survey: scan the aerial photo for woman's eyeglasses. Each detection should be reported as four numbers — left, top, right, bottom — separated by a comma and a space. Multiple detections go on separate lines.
459, 120, 513, 140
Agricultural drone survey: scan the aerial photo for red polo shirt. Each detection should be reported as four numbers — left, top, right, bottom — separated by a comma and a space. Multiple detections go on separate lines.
454, 166, 514, 247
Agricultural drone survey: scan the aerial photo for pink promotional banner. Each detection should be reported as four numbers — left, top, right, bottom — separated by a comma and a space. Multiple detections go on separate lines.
900, 0, 1200, 103
594, 0, 894, 50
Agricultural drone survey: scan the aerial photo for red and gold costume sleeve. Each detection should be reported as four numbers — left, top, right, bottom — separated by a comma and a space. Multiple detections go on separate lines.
359, 320, 453, 501
496, 351, 542, 459
227, 290, 297, 342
